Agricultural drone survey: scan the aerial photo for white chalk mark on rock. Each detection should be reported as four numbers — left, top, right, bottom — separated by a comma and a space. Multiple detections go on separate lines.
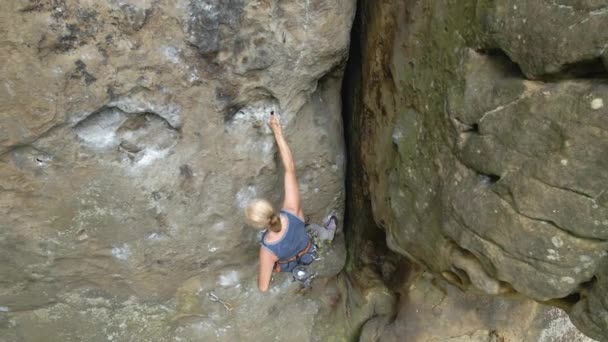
561, 276, 575, 284
147, 233, 164, 241
591, 98, 604, 110
235, 186, 257, 209
75, 108, 126, 149
163, 46, 181, 64
218, 270, 240, 288
547, 249, 560, 261
112, 244, 132, 261
551, 236, 564, 248
134, 148, 170, 168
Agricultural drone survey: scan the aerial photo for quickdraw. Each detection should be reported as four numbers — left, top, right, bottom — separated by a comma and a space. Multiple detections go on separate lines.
207, 292, 233, 311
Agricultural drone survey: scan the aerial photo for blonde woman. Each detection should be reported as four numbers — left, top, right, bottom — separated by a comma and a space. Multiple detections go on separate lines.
246, 112, 336, 292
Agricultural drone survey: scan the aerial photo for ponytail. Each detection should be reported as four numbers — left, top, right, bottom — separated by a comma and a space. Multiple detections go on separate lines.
245, 199, 282, 232
268, 214, 281, 233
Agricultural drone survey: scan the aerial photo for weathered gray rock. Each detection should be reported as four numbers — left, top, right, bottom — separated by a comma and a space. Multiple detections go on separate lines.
445, 49, 608, 301
571, 257, 608, 340
0, 0, 355, 340
481, 0, 608, 78
3, 0, 607, 340
344, 0, 607, 341
378, 273, 595, 342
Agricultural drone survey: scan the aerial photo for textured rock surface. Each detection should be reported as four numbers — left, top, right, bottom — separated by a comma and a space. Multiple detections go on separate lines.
370, 273, 595, 342
3, 0, 607, 340
0, 0, 354, 340
344, 0, 607, 341
483, 0, 608, 78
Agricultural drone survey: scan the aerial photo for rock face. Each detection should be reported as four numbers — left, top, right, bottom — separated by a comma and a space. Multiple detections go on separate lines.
0, 0, 354, 340
373, 273, 595, 342
3, 0, 607, 340
344, 0, 608, 341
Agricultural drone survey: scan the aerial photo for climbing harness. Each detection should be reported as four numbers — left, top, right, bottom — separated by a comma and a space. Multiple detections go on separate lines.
273, 239, 316, 272
207, 292, 234, 311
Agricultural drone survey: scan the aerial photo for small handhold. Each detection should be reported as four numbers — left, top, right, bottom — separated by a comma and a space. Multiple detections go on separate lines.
11, 146, 53, 170
77, 229, 88, 241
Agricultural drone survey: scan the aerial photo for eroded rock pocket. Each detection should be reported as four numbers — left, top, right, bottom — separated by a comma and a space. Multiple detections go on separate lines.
74, 106, 180, 166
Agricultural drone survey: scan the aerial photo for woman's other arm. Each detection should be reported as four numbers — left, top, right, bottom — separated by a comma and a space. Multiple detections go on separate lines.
258, 247, 276, 292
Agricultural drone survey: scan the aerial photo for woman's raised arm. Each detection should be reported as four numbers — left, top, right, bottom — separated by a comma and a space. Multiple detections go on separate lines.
268, 112, 303, 219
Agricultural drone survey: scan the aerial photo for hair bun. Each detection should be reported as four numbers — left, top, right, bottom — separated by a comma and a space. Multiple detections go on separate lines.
269, 215, 279, 225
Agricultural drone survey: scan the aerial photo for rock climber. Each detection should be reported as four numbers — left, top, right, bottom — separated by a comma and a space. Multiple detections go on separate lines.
245, 111, 337, 292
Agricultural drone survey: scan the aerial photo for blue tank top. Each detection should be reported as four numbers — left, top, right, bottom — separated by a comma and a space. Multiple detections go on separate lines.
261, 209, 310, 261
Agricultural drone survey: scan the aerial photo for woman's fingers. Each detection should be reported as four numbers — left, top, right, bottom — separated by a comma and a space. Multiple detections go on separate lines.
268, 112, 281, 131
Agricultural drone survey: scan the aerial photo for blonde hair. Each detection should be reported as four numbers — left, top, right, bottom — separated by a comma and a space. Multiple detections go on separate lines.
245, 199, 281, 232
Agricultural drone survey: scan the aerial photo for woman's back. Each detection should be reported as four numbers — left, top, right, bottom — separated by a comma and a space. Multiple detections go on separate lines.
261, 209, 309, 262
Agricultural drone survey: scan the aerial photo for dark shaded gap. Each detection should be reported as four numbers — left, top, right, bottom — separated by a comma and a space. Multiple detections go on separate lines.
341, 0, 400, 279
477, 48, 608, 81
475, 48, 527, 79
477, 172, 500, 185
466, 123, 480, 133
551, 58, 608, 80
341, 1, 413, 337
340, 3, 386, 337
544, 291, 582, 311
341, 0, 365, 272
562, 292, 582, 305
